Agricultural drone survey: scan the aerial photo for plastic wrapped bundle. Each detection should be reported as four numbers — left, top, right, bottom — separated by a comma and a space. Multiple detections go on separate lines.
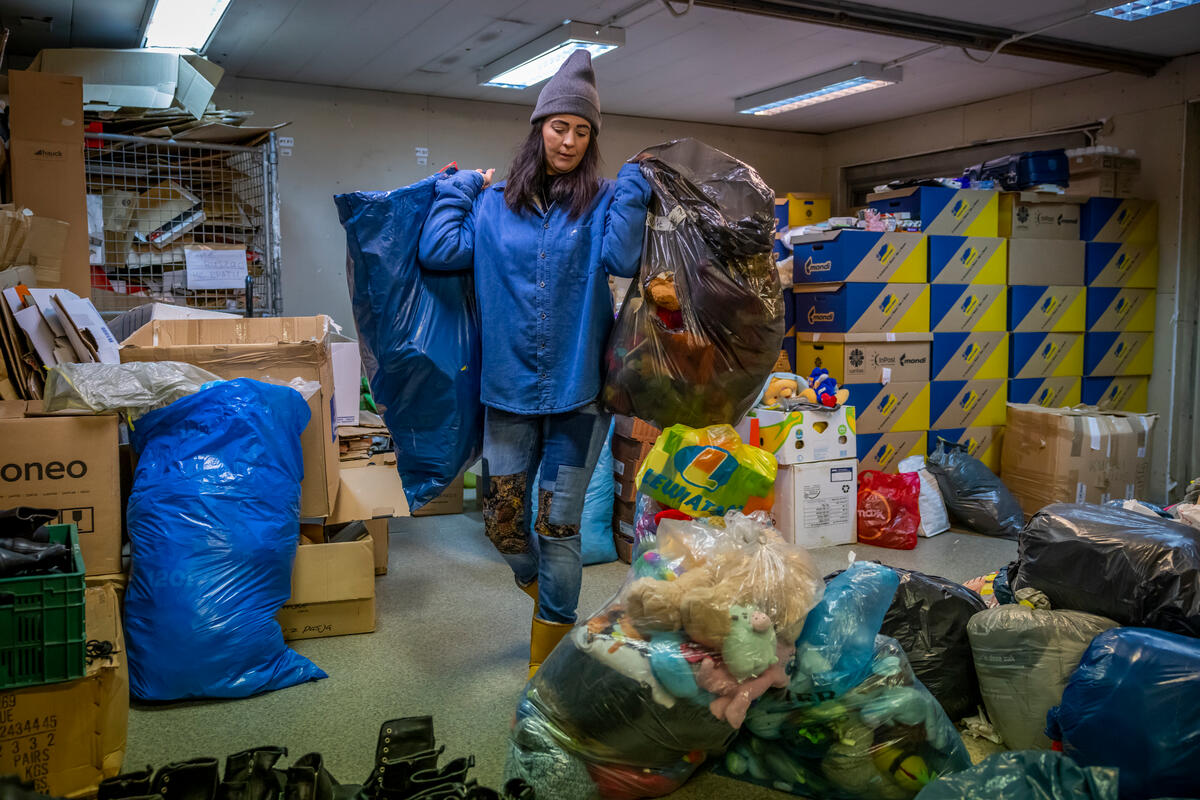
505, 512, 824, 799
43, 361, 220, 420
914, 751, 1117, 800
603, 138, 785, 429
967, 604, 1116, 749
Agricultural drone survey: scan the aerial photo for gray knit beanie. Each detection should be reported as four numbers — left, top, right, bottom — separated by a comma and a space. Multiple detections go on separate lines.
530, 49, 601, 134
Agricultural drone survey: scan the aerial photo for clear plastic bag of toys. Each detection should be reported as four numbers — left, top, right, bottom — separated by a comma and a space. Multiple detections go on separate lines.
505, 511, 824, 799
603, 138, 786, 429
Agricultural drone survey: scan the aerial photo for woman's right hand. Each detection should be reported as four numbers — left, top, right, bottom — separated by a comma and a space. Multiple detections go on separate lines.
475, 168, 495, 189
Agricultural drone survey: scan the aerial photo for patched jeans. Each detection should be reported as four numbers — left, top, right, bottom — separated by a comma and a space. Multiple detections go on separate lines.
480, 402, 609, 624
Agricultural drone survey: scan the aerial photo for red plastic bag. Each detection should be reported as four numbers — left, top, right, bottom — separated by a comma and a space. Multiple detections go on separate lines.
857, 470, 921, 550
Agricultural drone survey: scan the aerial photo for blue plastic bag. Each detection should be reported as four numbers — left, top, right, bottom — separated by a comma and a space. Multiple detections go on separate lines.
124, 379, 326, 700
914, 751, 1117, 800
530, 421, 617, 565
335, 173, 483, 511
1047, 627, 1200, 800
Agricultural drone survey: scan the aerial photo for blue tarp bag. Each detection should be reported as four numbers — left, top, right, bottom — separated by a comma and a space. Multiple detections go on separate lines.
124, 378, 326, 700
1046, 627, 1200, 800
914, 751, 1117, 800
335, 173, 483, 510
531, 420, 617, 565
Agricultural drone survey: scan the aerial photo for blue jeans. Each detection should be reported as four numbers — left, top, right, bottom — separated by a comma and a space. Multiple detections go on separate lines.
480, 403, 609, 624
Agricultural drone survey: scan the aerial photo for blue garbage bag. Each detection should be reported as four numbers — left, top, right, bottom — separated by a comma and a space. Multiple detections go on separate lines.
914, 751, 1117, 800
124, 379, 327, 700
1046, 627, 1200, 800
334, 172, 483, 511
530, 420, 617, 565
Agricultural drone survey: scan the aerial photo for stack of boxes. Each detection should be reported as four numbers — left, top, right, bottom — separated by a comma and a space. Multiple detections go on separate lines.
774, 193, 832, 373
611, 415, 662, 561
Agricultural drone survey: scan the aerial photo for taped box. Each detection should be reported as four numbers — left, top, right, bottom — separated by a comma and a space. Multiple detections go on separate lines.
795, 332, 931, 384
790, 230, 927, 284
772, 459, 857, 548
793, 282, 930, 334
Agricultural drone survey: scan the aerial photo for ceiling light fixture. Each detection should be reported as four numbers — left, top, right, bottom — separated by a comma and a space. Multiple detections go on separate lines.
1092, 0, 1200, 19
142, 0, 233, 51
478, 20, 624, 89
735, 62, 901, 116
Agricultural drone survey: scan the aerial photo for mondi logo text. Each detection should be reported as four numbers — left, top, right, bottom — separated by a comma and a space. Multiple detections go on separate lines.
804, 257, 833, 276
808, 307, 835, 325
0, 460, 88, 482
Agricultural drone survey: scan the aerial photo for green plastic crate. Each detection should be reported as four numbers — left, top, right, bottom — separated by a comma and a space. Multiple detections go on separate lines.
0, 524, 86, 690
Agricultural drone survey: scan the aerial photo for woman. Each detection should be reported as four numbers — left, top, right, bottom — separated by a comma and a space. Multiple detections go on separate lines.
419, 50, 651, 676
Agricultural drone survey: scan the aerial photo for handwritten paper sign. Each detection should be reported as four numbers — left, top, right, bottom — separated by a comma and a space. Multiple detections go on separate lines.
184, 247, 248, 289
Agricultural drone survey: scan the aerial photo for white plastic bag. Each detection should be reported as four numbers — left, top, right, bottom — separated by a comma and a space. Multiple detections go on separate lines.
899, 455, 950, 537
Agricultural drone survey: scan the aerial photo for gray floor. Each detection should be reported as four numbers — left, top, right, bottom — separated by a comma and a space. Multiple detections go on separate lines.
127, 503, 1016, 798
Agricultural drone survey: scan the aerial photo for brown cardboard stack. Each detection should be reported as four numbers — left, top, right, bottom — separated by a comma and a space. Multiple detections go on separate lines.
1069, 152, 1140, 199
611, 414, 661, 562
1000, 403, 1156, 517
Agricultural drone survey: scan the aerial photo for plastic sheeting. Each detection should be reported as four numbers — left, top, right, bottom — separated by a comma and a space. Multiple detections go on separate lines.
1047, 627, 1200, 800
856, 471, 920, 550
914, 751, 1118, 800
897, 456, 950, 538
124, 378, 326, 700
966, 604, 1116, 750
926, 439, 1023, 539
335, 173, 483, 511
1014, 502, 1200, 636
604, 138, 785, 429
42, 361, 220, 420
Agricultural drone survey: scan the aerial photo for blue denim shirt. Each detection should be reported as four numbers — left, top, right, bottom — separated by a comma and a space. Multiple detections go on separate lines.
419, 163, 650, 414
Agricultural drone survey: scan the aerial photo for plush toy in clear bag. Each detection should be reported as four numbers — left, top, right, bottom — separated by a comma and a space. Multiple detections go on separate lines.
505, 512, 824, 799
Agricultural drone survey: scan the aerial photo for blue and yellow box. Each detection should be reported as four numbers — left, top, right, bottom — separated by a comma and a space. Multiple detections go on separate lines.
857, 431, 926, 473
932, 332, 1008, 381
791, 230, 927, 284
929, 426, 1004, 474
772, 289, 796, 371
842, 381, 930, 433
1084, 331, 1154, 376
793, 282, 930, 334
928, 236, 1007, 283
1009, 332, 1084, 379
930, 379, 1007, 429
786, 192, 831, 227
1008, 285, 1086, 332
868, 187, 999, 236
1009, 377, 1082, 408
1082, 376, 1149, 412
1085, 287, 1156, 331
1084, 241, 1158, 287
773, 198, 789, 259
1080, 198, 1157, 243
930, 284, 1007, 332
796, 333, 932, 384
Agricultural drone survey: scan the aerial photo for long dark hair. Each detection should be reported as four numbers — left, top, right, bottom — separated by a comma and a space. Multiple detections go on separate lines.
504, 123, 601, 219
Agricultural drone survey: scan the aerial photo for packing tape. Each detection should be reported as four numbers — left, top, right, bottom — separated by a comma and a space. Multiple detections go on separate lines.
1086, 416, 1101, 451
882, 367, 892, 385
886, 333, 896, 342
1075, 482, 1088, 503
1126, 483, 1135, 499
812, 333, 820, 341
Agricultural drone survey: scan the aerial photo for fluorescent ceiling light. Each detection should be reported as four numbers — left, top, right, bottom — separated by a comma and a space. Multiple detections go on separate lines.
736, 62, 901, 116
479, 21, 624, 89
143, 0, 233, 51
1093, 0, 1200, 19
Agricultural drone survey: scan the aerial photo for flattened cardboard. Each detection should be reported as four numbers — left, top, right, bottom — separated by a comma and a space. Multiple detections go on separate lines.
790, 230, 927, 284
793, 282, 930, 334
931, 332, 1008, 381
278, 537, 375, 640
1085, 287, 1155, 332
1009, 332, 1085, 379
929, 379, 1008, 429
929, 284, 1007, 332
928, 236, 1007, 283
1007, 377, 1082, 408
736, 405, 856, 465
1084, 241, 1157, 288
772, 459, 857, 548
842, 382, 930, 433
1081, 376, 1150, 412
857, 431, 926, 473
998, 192, 1082, 240
1006, 239, 1085, 285
795, 332, 932, 384
329, 463, 410, 522
929, 426, 1004, 474
1007, 286, 1086, 333
1083, 331, 1154, 376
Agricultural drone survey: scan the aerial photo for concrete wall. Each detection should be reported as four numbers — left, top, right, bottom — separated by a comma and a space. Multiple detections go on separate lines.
213, 76, 825, 329
822, 54, 1200, 499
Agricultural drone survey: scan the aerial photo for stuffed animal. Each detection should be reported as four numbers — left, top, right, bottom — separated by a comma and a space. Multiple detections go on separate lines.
722, 604, 779, 680
697, 640, 795, 728
646, 272, 684, 331
802, 367, 850, 408
762, 376, 802, 408
625, 569, 715, 632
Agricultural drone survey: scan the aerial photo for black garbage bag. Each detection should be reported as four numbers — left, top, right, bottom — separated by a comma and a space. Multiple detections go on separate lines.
926, 438, 1023, 538
1014, 502, 1200, 636
603, 138, 785, 429
913, 751, 1117, 800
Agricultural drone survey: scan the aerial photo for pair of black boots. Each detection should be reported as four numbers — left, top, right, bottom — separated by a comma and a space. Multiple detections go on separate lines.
95, 718, 531, 800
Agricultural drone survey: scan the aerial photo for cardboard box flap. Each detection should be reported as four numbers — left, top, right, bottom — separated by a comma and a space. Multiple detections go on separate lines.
1004, 190, 1089, 204
791, 282, 843, 295
122, 315, 331, 348
329, 465, 410, 523
796, 332, 933, 344
288, 539, 375, 605
85, 583, 124, 670
789, 230, 842, 245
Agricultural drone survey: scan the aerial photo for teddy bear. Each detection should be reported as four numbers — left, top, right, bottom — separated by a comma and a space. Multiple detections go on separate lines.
646, 272, 685, 331
800, 367, 850, 408
723, 604, 779, 679
761, 375, 803, 408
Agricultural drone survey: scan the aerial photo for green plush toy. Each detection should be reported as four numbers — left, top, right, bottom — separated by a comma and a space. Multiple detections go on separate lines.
722, 604, 779, 681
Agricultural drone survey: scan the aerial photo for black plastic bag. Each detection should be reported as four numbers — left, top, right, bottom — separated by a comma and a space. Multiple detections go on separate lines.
604, 138, 785, 428
1014, 503, 1200, 636
926, 439, 1023, 538
913, 751, 1117, 800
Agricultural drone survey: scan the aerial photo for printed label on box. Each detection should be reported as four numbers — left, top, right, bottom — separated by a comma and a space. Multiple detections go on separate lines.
1083, 331, 1154, 376
930, 284, 1007, 332
1008, 285, 1086, 332
794, 282, 930, 334
931, 332, 1008, 381
856, 431, 926, 473
1008, 377, 1082, 408
1009, 332, 1085, 379
928, 236, 1006, 283
1085, 287, 1156, 332
842, 382, 930, 433
930, 379, 1007, 429
1084, 242, 1158, 288
1082, 376, 1150, 412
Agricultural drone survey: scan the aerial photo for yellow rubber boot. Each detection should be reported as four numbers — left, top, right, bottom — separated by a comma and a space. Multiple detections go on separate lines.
529, 617, 572, 679
517, 578, 539, 606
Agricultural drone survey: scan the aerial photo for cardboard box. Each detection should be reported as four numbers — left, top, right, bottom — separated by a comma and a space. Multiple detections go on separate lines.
868, 187, 999, 236
998, 192, 1083, 240
790, 230, 927, 284
9, 71, 89, 295
786, 193, 832, 227
1070, 171, 1136, 198
278, 537, 375, 640
931, 332, 1008, 381
1006, 239, 1086, 285
331, 338, 362, 427
30, 48, 225, 119
1009, 332, 1085, 379
105, 302, 238, 344
1001, 403, 1156, 516
1085, 287, 1155, 331
1008, 286, 1086, 332
1008, 377, 1082, 408
777, 337, 797, 373
929, 426, 1004, 475
15, 215, 71, 286
774, 198, 790, 259
772, 459, 857, 548
736, 405, 856, 465
930, 379, 1008, 429
0, 584, 128, 797
778, 289, 796, 371
411, 474, 464, 517
305, 518, 388, 577
1081, 376, 1150, 412
1083, 331, 1154, 376
612, 495, 637, 545
842, 382, 930, 433
928, 236, 1007, 283
327, 462, 409, 573
857, 431, 926, 473
795, 333, 931, 384
613, 415, 661, 444
793, 282, 930, 334
929, 284, 1007, 332
613, 435, 654, 503
1080, 198, 1157, 243
1084, 242, 1157, 288
0, 404, 120, 575
1070, 153, 1140, 174
120, 316, 340, 518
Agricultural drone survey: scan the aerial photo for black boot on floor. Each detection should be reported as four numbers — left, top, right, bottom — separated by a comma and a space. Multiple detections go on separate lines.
223, 747, 287, 800
407, 756, 473, 798
373, 718, 435, 765
98, 766, 155, 800
153, 758, 220, 800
